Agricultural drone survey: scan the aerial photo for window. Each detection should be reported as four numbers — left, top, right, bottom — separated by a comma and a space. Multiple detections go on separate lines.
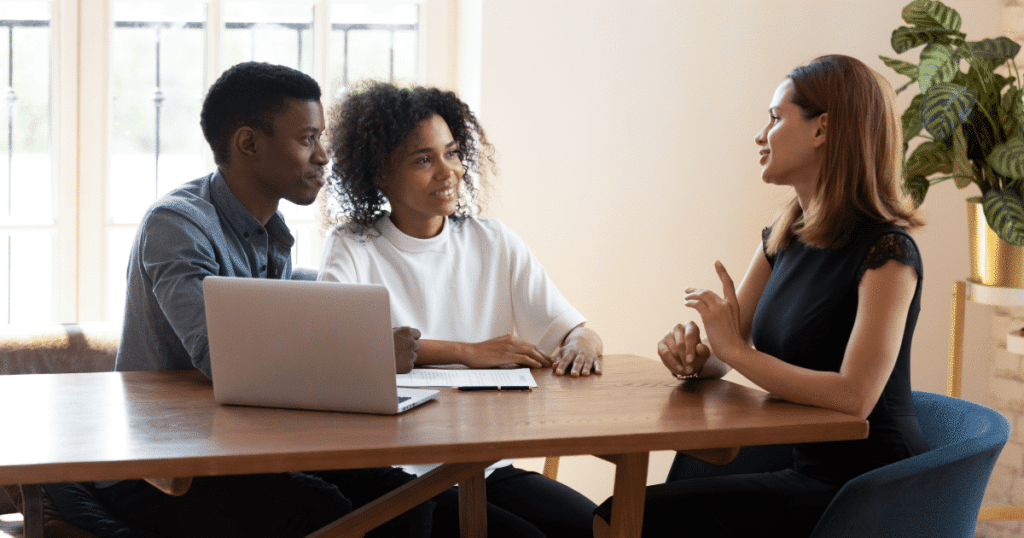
0, 0, 453, 325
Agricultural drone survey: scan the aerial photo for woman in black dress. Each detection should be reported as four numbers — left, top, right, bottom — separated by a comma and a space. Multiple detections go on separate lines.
594, 54, 928, 537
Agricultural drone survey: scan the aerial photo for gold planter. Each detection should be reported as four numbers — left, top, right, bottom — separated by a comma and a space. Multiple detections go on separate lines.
968, 197, 1024, 288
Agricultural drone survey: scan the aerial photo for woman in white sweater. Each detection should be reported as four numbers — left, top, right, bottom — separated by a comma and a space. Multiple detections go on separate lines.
318, 81, 601, 538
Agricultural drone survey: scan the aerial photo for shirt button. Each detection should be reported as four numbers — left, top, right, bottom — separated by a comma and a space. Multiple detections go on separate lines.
257, 229, 265, 235
243, 232, 250, 238
260, 265, 267, 272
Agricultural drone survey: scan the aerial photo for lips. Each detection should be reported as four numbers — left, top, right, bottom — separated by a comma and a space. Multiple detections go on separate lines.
431, 185, 457, 199
306, 172, 325, 187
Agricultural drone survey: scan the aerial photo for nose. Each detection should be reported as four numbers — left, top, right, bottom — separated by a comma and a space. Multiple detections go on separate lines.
436, 159, 462, 181
312, 139, 329, 165
754, 124, 767, 146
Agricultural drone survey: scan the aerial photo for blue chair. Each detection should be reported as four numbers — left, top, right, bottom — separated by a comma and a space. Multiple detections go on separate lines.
668, 391, 1010, 538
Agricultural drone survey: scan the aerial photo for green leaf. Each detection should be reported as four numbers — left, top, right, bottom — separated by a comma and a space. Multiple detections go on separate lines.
982, 188, 1024, 245
904, 174, 930, 207
906, 140, 952, 176
891, 27, 959, 54
902, 0, 962, 32
920, 82, 976, 141
999, 86, 1023, 141
902, 94, 924, 143
969, 37, 1022, 61
879, 55, 919, 80
952, 127, 976, 188
918, 42, 958, 95
989, 136, 1024, 181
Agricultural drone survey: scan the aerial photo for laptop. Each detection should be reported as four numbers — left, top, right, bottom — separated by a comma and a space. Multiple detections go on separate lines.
203, 276, 438, 415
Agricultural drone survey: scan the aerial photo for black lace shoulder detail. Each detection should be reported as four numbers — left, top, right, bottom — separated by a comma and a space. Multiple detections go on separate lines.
761, 227, 775, 265
858, 232, 921, 281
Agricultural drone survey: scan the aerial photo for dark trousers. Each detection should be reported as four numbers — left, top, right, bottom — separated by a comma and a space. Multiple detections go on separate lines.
430, 465, 596, 538
594, 454, 840, 538
93, 468, 433, 538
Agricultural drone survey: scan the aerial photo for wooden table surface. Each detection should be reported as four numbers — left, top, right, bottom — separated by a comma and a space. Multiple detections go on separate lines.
0, 354, 868, 538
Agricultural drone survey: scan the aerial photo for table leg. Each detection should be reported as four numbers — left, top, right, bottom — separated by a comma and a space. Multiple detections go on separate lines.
306, 461, 495, 538
20, 484, 43, 538
606, 452, 650, 538
458, 471, 487, 538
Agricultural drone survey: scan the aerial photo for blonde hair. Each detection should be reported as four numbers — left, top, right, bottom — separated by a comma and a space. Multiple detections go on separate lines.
766, 55, 922, 255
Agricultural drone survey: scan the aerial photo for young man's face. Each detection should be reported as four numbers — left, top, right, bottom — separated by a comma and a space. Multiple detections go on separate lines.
251, 98, 328, 208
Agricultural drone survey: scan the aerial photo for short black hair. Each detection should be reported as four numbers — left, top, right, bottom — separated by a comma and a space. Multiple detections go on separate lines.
200, 62, 321, 165
325, 81, 494, 233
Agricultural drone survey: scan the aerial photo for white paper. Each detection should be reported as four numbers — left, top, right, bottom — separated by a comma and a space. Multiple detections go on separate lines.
396, 368, 537, 388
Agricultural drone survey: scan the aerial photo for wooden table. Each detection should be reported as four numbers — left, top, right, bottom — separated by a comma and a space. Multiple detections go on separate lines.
0, 354, 867, 538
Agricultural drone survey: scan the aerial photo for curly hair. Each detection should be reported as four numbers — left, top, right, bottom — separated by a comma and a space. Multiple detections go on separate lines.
325, 81, 495, 233
200, 62, 321, 166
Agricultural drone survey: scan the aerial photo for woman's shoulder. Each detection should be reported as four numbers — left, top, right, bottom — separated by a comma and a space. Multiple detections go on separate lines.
452, 216, 533, 255
857, 223, 922, 280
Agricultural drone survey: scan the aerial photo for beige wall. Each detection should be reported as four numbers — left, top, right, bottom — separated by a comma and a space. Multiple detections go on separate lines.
476, 0, 1002, 502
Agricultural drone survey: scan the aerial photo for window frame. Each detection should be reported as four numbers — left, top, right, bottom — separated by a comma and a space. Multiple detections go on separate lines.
53, 0, 457, 323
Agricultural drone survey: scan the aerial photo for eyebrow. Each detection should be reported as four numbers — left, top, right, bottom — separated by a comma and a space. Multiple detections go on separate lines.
407, 140, 458, 157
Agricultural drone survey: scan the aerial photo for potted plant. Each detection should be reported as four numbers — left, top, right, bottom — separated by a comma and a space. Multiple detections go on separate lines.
881, 0, 1024, 286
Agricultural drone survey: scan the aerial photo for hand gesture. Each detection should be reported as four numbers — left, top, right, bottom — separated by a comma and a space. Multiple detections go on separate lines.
466, 335, 553, 369
657, 321, 710, 377
392, 326, 421, 374
683, 261, 744, 362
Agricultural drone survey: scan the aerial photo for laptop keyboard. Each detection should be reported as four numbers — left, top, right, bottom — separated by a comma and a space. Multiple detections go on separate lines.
398, 396, 411, 403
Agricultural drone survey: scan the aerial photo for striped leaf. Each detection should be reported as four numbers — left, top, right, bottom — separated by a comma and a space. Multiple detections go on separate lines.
998, 86, 1023, 138
891, 27, 959, 54
989, 136, 1024, 181
906, 141, 952, 177
920, 82, 976, 141
918, 42, 958, 95
902, 0, 962, 32
902, 94, 924, 143
879, 55, 919, 80
982, 189, 1024, 246
969, 37, 1021, 61
952, 127, 976, 188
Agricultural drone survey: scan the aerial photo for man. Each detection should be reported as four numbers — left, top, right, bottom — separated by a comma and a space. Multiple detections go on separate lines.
91, 62, 430, 538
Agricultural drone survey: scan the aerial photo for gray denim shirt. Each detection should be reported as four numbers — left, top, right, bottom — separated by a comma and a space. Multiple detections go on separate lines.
115, 170, 294, 379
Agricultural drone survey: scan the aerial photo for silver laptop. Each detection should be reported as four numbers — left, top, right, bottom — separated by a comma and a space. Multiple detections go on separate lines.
203, 276, 438, 415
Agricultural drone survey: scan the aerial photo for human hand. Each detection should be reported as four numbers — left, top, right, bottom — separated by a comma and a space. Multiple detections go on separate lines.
657, 321, 711, 378
465, 335, 553, 369
682, 261, 744, 362
392, 326, 421, 374
553, 326, 603, 377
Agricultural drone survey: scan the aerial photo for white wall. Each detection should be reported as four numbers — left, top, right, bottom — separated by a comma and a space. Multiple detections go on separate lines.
476, 0, 1001, 502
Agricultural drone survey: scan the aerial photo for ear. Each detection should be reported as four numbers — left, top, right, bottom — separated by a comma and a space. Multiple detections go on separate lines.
812, 113, 828, 148
231, 126, 259, 162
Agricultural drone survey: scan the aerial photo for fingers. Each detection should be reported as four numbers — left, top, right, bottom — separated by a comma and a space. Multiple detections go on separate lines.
682, 321, 702, 374
552, 349, 602, 377
714, 260, 737, 302
658, 324, 686, 376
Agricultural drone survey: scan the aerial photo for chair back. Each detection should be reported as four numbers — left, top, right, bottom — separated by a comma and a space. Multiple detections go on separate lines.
808, 391, 1010, 538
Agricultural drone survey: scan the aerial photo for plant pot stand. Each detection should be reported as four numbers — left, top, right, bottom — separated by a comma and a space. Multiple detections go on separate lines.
949, 280, 1024, 521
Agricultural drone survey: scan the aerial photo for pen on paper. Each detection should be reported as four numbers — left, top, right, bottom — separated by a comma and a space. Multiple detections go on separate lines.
457, 386, 532, 391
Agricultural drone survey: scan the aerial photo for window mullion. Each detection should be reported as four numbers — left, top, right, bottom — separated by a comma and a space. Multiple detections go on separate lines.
53, 0, 79, 322
76, 0, 110, 322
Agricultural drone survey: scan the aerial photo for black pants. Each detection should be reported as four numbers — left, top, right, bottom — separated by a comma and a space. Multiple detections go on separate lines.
93, 468, 432, 538
431, 465, 596, 538
594, 463, 839, 538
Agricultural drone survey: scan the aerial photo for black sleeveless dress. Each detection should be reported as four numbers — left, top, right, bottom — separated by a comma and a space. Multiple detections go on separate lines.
751, 222, 929, 484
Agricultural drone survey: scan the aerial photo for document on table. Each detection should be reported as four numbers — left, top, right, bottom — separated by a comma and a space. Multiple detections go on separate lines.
396, 368, 538, 388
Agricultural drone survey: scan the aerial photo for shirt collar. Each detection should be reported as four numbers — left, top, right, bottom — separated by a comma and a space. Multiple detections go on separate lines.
210, 169, 295, 248
377, 211, 450, 253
